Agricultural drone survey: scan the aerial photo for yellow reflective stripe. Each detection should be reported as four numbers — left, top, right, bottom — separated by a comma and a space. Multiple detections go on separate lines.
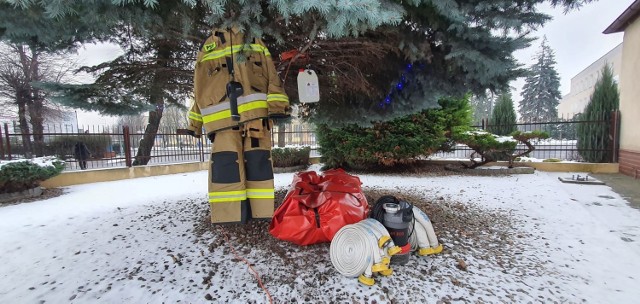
267, 94, 288, 100
202, 109, 231, 123
238, 100, 268, 113
246, 188, 275, 199
209, 190, 246, 196
208, 190, 247, 203
267, 94, 289, 103
202, 100, 268, 123
200, 44, 270, 63
188, 111, 203, 122
268, 98, 289, 103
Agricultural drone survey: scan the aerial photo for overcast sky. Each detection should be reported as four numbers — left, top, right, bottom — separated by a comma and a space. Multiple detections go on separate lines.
510, 0, 633, 100
74, 0, 634, 125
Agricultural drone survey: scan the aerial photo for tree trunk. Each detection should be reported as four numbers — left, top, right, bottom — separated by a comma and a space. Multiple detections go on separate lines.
132, 41, 170, 166
16, 91, 33, 158
28, 46, 45, 156
28, 97, 45, 155
277, 122, 286, 147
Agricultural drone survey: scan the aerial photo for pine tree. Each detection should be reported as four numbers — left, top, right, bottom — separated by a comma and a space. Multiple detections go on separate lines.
519, 37, 562, 122
576, 64, 619, 163
488, 92, 517, 136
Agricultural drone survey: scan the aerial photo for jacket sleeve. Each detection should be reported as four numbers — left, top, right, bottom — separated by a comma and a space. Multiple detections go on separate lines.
256, 38, 290, 118
186, 98, 203, 135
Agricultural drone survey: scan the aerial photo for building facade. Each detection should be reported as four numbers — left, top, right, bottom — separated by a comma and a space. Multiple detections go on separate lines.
605, 0, 640, 177
557, 43, 623, 116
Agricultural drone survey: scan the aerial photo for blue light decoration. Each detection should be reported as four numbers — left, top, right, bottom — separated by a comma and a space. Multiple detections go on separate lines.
378, 62, 421, 109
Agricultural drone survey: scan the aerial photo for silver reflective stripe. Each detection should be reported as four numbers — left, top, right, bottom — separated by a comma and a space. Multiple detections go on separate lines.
238, 93, 267, 105
200, 93, 268, 116
201, 103, 228, 115
209, 194, 246, 199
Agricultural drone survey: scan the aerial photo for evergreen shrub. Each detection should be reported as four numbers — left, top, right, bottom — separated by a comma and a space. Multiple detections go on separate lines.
317, 96, 472, 169
577, 65, 619, 163
487, 92, 517, 136
0, 158, 65, 193
271, 146, 311, 168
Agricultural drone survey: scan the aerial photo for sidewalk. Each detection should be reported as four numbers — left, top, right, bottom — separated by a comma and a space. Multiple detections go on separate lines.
594, 173, 640, 209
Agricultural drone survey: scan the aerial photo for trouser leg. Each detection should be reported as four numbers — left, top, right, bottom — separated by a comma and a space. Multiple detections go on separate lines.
208, 128, 248, 224
243, 119, 275, 219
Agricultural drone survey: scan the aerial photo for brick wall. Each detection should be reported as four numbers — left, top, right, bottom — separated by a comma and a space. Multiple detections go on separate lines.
619, 149, 640, 178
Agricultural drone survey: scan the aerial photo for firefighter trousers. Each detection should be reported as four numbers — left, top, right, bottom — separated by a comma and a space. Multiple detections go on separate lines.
208, 119, 274, 224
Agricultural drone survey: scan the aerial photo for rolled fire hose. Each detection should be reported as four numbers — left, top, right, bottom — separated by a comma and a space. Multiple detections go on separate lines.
409, 206, 444, 255
358, 219, 402, 256
330, 220, 401, 286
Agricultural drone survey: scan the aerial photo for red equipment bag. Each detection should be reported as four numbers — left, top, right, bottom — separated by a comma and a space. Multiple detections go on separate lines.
269, 169, 369, 245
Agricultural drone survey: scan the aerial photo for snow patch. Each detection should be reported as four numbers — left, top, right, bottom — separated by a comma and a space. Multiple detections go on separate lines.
0, 157, 64, 169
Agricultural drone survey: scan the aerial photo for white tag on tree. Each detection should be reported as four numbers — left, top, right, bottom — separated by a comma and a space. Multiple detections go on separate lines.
297, 69, 320, 103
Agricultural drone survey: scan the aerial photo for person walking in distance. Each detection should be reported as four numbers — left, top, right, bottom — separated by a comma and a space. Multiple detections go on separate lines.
74, 141, 91, 170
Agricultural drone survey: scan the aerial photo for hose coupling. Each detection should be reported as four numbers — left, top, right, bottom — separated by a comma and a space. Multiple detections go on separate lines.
388, 246, 402, 256
418, 244, 444, 256
358, 274, 375, 286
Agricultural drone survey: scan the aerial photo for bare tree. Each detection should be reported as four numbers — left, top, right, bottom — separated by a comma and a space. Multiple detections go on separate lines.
0, 42, 77, 156
115, 115, 147, 132
159, 104, 187, 133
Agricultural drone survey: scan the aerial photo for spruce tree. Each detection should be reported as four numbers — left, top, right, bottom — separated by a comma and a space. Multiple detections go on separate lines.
2, 0, 594, 126
519, 37, 562, 122
488, 92, 517, 136
1, 0, 596, 165
576, 64, 619, 163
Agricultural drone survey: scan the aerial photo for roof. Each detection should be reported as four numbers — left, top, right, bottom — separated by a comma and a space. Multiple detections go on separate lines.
604, 0, 640, 34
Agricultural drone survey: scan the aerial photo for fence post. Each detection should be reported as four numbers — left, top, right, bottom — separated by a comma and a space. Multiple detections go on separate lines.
0, 125, 4, 160
199, 136, 205, 163
123, 126, 132, 167
610, 110, 621, 163
4, 123, 11, 160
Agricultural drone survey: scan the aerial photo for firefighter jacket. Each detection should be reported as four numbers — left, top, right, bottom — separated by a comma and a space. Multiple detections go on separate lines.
187, 28, 290, 136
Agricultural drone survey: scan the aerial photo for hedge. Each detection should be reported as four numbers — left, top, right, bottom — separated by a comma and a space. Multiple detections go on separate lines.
317, 95, 472, 169
271, 146, 311, 167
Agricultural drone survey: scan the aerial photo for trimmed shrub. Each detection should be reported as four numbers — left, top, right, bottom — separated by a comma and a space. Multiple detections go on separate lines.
317, 95, 472, 169
453, 129, 549, 168
0, 158, 65, 193
271, 146, 311, 167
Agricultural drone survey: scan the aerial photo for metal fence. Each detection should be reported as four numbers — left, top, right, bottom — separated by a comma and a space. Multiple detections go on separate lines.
0, 112, 621, 170
0, 122, 317, 171
433, 111, 620, 162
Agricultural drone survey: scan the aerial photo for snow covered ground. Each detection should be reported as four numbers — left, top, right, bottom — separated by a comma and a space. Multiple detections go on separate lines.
1, 167, 639, 303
